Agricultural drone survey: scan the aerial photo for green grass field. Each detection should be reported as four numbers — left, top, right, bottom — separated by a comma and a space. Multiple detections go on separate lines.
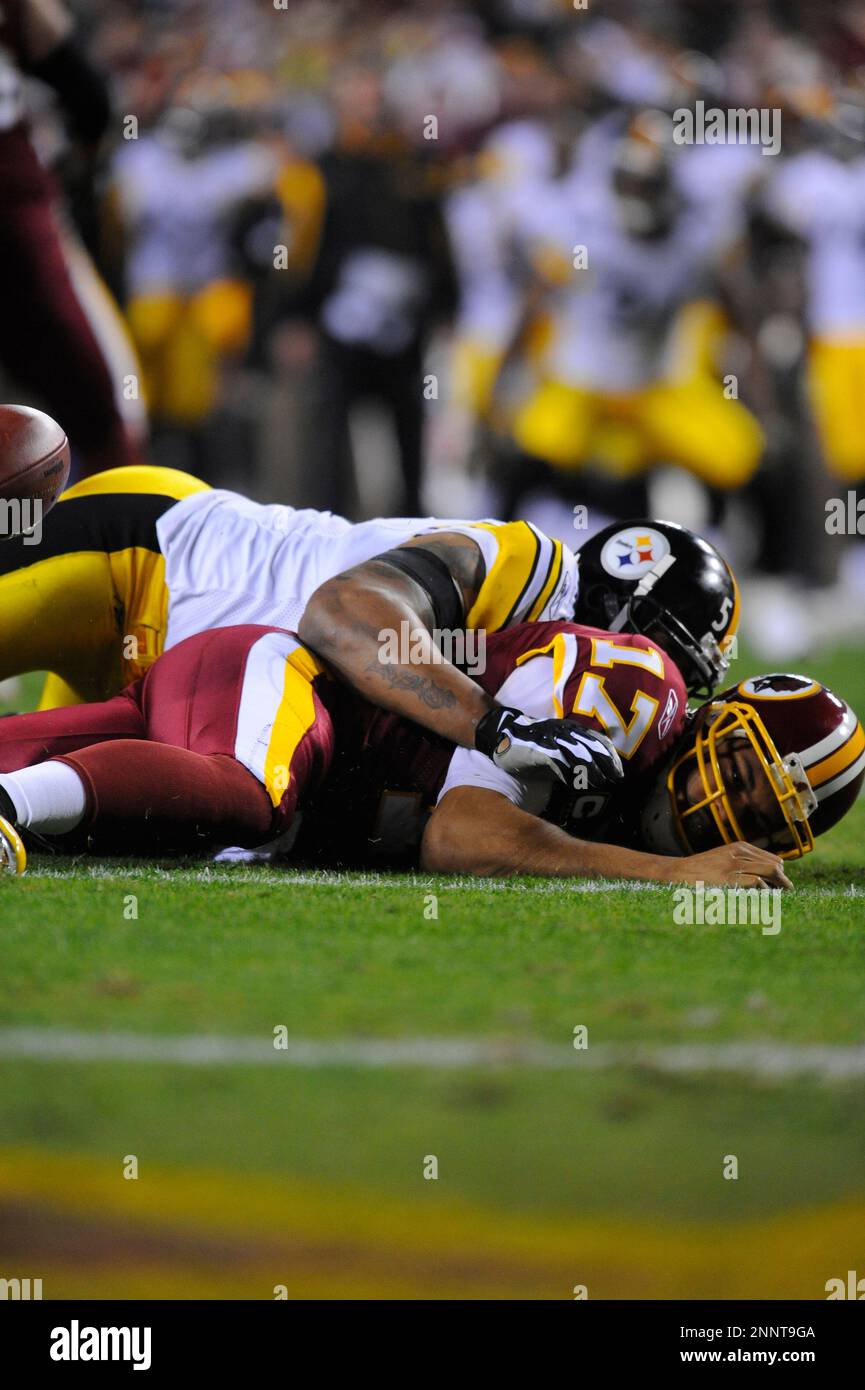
0, 641, 863, 1298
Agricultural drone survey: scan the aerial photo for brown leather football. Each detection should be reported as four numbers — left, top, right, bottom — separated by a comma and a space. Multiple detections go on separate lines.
0, 404, 71, 534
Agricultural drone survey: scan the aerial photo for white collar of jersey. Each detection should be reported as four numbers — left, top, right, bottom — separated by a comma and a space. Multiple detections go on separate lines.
548, 544, 579, 621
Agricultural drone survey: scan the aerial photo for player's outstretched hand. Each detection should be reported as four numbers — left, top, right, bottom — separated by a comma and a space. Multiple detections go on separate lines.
475, 707, 624, 796
668, 842, 794, 890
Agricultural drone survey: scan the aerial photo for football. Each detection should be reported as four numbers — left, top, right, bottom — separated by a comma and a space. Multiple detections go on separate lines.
0, 404, 70, 534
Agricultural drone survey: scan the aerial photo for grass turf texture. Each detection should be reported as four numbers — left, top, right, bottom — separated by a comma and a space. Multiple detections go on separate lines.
0, 640, 863, 1296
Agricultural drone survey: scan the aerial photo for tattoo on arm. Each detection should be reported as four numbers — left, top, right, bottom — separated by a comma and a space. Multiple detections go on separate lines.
366, 658, 458, 710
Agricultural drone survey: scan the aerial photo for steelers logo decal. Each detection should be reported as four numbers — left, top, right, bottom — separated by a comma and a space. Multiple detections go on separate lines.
738, 674, 820, 700
600, 527, 671, 579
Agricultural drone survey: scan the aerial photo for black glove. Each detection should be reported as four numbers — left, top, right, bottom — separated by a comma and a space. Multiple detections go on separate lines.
475, 705, 624, 797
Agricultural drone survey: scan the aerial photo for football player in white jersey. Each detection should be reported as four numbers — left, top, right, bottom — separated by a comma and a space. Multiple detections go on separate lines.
444, 119, 560, 421
762, 140, 865, 483
504, 110, 767, 494
0, 454, 739, 796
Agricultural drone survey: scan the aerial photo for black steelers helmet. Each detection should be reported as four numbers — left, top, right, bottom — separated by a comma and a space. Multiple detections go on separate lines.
574, 520, 740, 698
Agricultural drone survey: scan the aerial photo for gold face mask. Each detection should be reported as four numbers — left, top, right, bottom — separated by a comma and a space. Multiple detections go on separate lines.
665, 701, 817, 859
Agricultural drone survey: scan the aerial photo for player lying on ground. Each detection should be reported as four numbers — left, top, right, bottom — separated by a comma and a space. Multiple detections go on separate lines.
0, 620, 859, 886
0, 452, 737, 799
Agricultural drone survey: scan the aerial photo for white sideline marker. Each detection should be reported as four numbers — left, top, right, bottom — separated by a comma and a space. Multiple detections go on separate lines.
0, 1028, 864, 1081
24, 864, 865, 896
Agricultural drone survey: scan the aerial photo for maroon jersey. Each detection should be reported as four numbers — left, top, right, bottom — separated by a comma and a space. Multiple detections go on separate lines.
0, 622, 685, 863
298, 621, 688, 866
0, 0, 53, 201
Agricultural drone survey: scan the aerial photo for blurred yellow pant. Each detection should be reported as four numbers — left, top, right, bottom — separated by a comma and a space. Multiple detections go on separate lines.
126, 280, 252, 423
512, 373, 764, 489
665, 298, 730, 380
451, 339, 504, 416
807, 338, 865, 481
452, 314, 554, 421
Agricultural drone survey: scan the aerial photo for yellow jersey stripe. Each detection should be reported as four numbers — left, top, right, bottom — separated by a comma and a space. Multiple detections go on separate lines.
263, 649, 327, 807
527, 539, 563, 622
464, 521, 542, 633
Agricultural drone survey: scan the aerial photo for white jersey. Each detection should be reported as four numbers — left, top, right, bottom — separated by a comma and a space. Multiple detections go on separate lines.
446, 119, 559, 349
675, 139, 762, 240
158, 489, 578, 649
539, 179, 732, 392
114, 135, 277, 295
446, 181, 522, 348
762, 151, 865, 337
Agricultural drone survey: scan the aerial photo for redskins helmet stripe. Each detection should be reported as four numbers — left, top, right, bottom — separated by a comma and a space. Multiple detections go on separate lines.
740, 675, 865, 806
735, 675, 865, 797
807, 724, 865, 800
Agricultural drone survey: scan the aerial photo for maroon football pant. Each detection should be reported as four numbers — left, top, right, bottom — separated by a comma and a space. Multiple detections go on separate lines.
0, 627, 278, 852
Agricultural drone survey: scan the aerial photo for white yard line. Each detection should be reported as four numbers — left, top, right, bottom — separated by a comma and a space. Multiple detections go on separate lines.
0, 1027, 864, 1080
22, 864, 865, 896
24, 864, 652, 891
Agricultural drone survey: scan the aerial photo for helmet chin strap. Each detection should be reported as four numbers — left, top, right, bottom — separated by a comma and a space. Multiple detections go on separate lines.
609, 553, 677, 633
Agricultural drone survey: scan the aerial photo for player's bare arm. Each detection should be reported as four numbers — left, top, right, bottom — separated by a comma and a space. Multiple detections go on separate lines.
299, 534, 625, 797
421, 786, 794, 890
298, 532, 493, 746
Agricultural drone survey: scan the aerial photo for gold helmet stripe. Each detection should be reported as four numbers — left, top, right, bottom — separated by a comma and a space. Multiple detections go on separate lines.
812, 744, 865, 802
806, 722, 865, 790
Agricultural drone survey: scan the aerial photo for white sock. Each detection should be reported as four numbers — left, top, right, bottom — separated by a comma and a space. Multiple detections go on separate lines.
0, 763, 87, 835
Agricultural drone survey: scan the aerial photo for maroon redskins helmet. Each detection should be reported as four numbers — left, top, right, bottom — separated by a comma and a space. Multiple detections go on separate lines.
640, 673, 865, 858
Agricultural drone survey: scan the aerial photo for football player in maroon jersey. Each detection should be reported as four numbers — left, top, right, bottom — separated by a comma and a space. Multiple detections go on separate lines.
0, 0, 137, 475
1, 619, 859, 888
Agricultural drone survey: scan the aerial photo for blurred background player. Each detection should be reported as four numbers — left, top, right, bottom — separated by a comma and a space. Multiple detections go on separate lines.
265, 60, 459, 515
0, 0, 142, 476
497, 109, 768, 523
112, 71, 281, 479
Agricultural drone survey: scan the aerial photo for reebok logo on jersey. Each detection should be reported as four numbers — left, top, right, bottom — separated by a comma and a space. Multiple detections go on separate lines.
658, 688, 680, 739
